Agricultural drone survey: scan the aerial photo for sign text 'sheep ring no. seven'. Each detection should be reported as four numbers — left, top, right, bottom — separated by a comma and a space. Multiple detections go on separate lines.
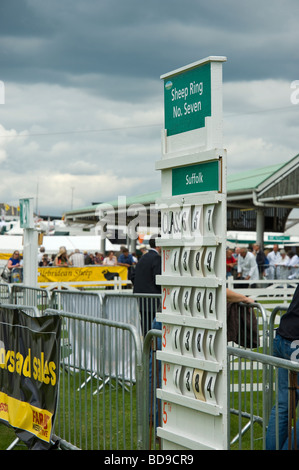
163, 63, 211, 136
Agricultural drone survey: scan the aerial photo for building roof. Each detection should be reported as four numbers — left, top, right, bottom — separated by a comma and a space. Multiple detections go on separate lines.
64, 154, 299, 233
227, 162, 286, 192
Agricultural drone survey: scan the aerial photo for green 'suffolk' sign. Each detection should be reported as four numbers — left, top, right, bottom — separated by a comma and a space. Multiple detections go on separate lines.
172, 160, 219, 196
163, 63, 211, 137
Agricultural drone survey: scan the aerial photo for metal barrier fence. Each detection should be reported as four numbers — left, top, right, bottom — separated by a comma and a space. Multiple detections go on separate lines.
142, 327, 162, 450
226, 278, 298, 316
50, 289, 103, 317
45, 308, 144, 450
11, 284, 51, 314
0, 285, 161, 450
0, 283, 51, 314
1, 284, 298, 450
226, 301, 269, 448
268, 305, 289, 355
102, 292, 161, 338
0, 282, 11, 303
228, 301, 299, 450
227, 346, 299, 450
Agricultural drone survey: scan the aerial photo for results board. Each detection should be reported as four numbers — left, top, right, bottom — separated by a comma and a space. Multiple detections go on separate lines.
156, 57, 227, 450
155, 168, 227, 450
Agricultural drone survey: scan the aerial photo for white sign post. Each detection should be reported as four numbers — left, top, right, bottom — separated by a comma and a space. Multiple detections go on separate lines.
20, 198, 38, 287
155, 56, 227, 450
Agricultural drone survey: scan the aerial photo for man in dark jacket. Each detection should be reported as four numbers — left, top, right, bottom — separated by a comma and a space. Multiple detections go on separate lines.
133, 235, 161, 336
253, 243, 267, 279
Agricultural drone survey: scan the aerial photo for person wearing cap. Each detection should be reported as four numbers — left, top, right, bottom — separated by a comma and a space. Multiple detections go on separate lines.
139, 244, 148, 256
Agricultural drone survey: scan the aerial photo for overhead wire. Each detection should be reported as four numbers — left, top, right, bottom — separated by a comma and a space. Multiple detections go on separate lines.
0, 104, 297, 139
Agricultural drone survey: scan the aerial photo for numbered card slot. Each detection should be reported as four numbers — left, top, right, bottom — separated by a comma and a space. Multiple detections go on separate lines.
193, 328, 206, 359
170, 247, 181, 275
190, 247, 204, 277
204, 372, 218, 405
162, 286, 181, 314
171, 325, 182, 354
191, 288, 205, 317
162, 362, 182, 394
192, 369, 206, 401
162, 247, 181, 275
181, 327, 194, 357
203, 246, 217, 277
191, 205, 203, 236
205, 330, 217, 362
181, 367, 195, 398
205, 288, 217, 319
180, 247, 191, 276
181, 205, 192, 239
180, 287, 192, 316
170, 287, 181, 314
161, 324, 183, 355
203, 204, 215, 237
172, 365, 183, 394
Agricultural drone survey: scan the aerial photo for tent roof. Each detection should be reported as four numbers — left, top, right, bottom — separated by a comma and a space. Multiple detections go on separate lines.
0, 235, 120, 254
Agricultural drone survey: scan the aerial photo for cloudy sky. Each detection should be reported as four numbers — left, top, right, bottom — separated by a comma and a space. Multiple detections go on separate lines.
0, 0, 298, 216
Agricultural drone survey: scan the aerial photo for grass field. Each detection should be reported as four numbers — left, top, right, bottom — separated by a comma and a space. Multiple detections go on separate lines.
0, 369, 268, 451
0, 370, 140, 451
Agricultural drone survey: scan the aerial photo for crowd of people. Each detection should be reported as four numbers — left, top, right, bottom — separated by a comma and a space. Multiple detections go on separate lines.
0, 244, 149, 284
4, 242, 299, 288
227, 243, 299, 282
37, 244, 148, 270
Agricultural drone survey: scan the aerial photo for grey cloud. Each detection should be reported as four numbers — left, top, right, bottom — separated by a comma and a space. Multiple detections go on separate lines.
1, 0, 299, 91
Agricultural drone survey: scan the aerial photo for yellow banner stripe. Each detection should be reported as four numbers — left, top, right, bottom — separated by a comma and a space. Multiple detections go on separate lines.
37, 265, 128, 285
0, 391, 53, 442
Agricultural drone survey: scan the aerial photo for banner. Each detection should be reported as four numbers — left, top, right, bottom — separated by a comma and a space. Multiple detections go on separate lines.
38, 265, 128, 285
0, 253, 11, 260
0, 308, 61, 449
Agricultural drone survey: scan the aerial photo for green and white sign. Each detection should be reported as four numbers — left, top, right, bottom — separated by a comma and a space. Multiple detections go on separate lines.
20, 198, 34, 229
267, 235, 290, 241
163, 63, 211, 137
172, 160, 219, 196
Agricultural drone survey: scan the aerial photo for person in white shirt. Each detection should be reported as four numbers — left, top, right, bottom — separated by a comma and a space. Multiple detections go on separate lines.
267, 244, 282, 279
69, 249, 85, 267
103, 251, 117, 266
276, 250, 290, 279
237, 247, 259, 287
287, 251, 299, 280
37, 246, 45, 264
